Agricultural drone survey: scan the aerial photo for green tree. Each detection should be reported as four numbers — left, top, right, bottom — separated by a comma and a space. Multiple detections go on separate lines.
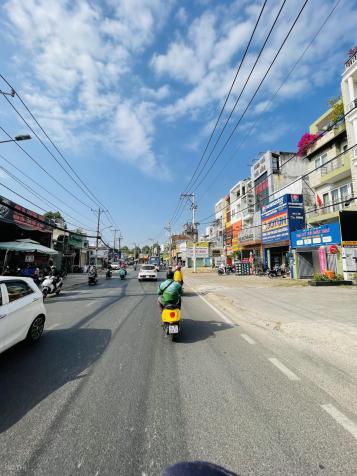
44, 211, 63, 221
142, 245, 151, 254
327, 97, 344, 124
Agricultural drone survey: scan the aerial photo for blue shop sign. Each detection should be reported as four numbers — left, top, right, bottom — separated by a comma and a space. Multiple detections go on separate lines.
261, 194, 305, 244
291, 222, 341, 248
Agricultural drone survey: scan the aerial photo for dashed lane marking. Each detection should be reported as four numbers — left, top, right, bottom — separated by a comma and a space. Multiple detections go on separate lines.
241, 333, 256, 345
321, 404, 357, 441
268, 357, 300, 381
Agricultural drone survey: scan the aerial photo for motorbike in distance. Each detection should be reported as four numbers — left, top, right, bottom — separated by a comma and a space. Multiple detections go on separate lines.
88, 271, 98, 285
41, 275, 63, 298
119, 268, 126, 280
106, 268, 112, 279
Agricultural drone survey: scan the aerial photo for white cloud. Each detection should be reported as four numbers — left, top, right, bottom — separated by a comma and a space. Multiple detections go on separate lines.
175, 6, 188, 25
152, 0, 357, 128
151, 13, 216, 84
111, 102, 171, 179
2, 0, 174, 179
140, 85, 171, 100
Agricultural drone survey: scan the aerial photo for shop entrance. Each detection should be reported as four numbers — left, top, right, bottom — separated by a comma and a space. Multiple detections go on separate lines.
297, 250, 320, 278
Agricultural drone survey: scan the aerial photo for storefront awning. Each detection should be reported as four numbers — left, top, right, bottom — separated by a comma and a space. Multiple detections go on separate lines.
0, 239, 58, 255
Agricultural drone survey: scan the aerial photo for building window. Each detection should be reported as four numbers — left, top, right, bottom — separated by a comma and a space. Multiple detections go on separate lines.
331, 189, 339, 211
254, 172, 269, 210
315, 152, 327, 169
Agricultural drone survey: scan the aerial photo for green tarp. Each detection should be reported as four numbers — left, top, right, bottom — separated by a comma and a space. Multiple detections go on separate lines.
0, 239, 58, 255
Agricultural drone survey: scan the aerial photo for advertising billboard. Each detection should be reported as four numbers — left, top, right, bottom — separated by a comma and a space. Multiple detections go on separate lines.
261, 194, 305, 244
290, 222, 341, 248
232, 220, 242, 251
0, 195, 51, 232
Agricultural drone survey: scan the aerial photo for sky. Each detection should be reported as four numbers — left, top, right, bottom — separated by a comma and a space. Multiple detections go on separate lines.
0, 0, 356, 247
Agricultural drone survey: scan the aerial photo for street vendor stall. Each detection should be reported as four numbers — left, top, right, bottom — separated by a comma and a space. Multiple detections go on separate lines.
0, 239, 58, 275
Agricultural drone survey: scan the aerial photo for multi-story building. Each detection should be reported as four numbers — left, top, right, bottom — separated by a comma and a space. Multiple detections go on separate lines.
229, 178, 258, 259
251, 150, 307, 268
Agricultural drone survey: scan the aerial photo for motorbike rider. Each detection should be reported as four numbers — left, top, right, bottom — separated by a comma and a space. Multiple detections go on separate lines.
158, 271, 182, 311
173, 264, 183, 286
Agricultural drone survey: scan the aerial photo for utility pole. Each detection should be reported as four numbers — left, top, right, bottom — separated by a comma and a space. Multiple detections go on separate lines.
180, 193, 198, 272
164, 223, 172, 266
92, 208, 107, 267
118, 233, 123, 259
111, 228, 120, 260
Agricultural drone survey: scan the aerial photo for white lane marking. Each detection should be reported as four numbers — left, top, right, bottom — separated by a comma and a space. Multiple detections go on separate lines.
46, 323, 59, 331
187, 285, 234, 326
268, 358, 300, 381
241, 333, 256, 345
85, 301, 96, 307
321, 404, 357, 441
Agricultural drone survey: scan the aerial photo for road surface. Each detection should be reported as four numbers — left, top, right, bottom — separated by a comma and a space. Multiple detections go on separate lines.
0, 270, 356, 475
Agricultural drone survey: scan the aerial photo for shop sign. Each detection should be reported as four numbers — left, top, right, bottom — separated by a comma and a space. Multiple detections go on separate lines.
329, 245, 339, 254
212, 249, 222, 257
261, 194, 304, 244
238, 226, 261, 244
0, 194, 51, 232
182, 241, 209, 258
291, 222, 341, 248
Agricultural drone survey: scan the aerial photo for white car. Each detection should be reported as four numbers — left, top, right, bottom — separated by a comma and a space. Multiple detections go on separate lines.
0, 277, 46, 354
110, 262, 120, 270
138, 265, 158, 281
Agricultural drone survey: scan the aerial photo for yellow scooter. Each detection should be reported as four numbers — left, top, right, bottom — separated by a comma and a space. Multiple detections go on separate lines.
161, 306, 181, 341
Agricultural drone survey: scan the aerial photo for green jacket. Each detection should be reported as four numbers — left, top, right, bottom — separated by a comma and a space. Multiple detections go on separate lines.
158, 279, 182, 304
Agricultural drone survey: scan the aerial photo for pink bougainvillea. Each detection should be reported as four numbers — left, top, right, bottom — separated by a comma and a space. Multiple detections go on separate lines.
297, 132, 320, 157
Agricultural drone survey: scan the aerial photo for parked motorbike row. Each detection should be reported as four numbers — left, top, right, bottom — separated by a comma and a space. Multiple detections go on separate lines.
217, 264, 289, 278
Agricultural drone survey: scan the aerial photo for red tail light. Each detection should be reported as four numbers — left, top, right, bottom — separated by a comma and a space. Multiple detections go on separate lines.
170, 312, 176, 318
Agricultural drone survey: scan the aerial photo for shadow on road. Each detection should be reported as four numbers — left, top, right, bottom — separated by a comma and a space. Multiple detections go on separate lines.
176, 318, 232, 344
0, 327, 111, 433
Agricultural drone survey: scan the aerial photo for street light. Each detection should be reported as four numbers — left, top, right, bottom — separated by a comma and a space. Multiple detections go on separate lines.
0, 134, 31, 144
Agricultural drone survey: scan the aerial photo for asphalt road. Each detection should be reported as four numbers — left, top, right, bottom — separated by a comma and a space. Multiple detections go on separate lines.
0, 270, 356, 475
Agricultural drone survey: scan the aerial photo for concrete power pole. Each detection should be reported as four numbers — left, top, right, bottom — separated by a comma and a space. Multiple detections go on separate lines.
92, 208, 107, 267
164, 223, 172, 266
180, 193, 198, 273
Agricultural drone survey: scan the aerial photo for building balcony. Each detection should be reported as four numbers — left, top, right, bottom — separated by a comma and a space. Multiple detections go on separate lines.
306, 195, 356, 225
309, 150, 351, 188
306, 122, 346, 156
345, 50, 357, 70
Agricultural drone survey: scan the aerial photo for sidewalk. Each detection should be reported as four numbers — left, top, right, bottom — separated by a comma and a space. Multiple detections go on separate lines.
184, 269, 357, 377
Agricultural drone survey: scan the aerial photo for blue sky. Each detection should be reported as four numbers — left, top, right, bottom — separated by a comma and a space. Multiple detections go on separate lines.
0, 0, 356, 246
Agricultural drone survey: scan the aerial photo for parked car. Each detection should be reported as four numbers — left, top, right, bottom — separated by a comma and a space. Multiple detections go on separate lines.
138, 265, 158, 281
0, 277, 46, 354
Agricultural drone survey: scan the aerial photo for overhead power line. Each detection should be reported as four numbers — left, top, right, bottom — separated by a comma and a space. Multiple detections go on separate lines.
0, 153, 94, 226
189, 0, 288, 192
198, 0, 342, 201
0, 73, 110, 214
0, 196, 99, 238
198, 141, 356, 224
0, 164, 95, 231
192, 0, 310, 193
168, 0, 269, 227
0, 125, 94, 209
198, 100, 357, 223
